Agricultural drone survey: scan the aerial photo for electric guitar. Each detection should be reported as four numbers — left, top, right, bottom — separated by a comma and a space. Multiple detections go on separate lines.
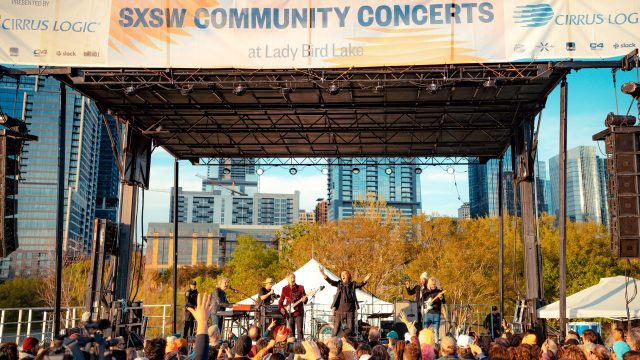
424, 290, 447, 311
281, 286, 324, 317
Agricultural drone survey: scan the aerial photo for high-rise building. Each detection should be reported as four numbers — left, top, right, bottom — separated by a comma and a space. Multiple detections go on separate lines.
298, 210, 316, 223
315, 199, 328, 224
535, 160, 550, 214
0, 76, 104, 278
549, 146, 608, 225
327, 159, 421, 220
170, 188, 300, 226
95, 115, 120, 222
204, 158, 259, 197
468, 148, 548, 218
458, 202, 470, 219
468, 157, 505, 217
468, 148, 518, 217
597, 157, 609, 225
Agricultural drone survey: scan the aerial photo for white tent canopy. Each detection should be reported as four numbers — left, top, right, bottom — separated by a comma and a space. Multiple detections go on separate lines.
537, 276, 640, 320
238, 258, 391, 308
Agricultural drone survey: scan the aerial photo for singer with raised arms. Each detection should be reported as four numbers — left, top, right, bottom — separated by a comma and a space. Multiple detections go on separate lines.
319, 265, 371, 336
278, 273, 307, 340
211, 277, 232, 333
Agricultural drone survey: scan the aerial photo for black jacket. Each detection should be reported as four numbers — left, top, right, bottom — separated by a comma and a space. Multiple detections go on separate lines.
186, 288, 198, 309
324, 276, 367, 311
406, 284, 429, 305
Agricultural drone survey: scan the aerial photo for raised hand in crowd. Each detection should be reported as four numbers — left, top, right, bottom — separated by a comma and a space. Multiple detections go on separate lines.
294, 341, 323, 360
399, 312, 417, 337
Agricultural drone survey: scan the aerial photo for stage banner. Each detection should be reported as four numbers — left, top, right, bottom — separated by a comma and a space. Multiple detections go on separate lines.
0, 0, 638, 68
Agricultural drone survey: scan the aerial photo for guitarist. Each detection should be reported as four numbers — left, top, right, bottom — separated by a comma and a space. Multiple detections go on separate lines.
319, 265, 371, 336
423, 277, 446, 344
278, 273, 307, 340
405, 272, 429, 330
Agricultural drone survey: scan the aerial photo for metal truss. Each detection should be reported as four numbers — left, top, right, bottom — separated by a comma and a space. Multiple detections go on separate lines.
195, 156, 482, 167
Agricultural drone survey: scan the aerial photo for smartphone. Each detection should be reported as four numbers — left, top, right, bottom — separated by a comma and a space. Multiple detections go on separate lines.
285, 342, 305, 354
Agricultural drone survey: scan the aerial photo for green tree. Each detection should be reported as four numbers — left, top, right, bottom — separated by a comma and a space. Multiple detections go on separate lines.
224, 236, 283, 302
0, 277, 45, 308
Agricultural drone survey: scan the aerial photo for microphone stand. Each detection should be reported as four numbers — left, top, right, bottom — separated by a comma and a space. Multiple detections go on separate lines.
228, 287, 259, 335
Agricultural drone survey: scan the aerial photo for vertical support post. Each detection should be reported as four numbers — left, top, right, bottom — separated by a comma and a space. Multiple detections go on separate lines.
16, 309, 22, 343
162, 305, 167, 337
498, 158, 504, 318
54, 82, 66, 336
0, 309, 5, 341
71, 308, 76, 327
559, 77, 568, 341
516, 117, 543, 328
172, 159, 179, 334
115, 184, 138, 301
26, 309, 32, 336
42, 312, 47, 341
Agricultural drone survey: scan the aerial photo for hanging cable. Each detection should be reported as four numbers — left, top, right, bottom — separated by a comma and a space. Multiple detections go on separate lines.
131, 188, 145, 301
612, 69, 619, 114
512, 170, 521, 298
128, 191, 139, 302
453, 172, 463, 202
624, 259, 637, 333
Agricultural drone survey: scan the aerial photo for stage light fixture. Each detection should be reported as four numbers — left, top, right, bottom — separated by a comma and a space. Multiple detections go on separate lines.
328, 84, 340, 95
289, 167, 298, 175
415, 167, 423, 174
385, 167, 393, 175
321, 167, 329, 175
222, 167, 231, 175
256, 168, 264, 176
124, 86, 137, 96
428, 82, 440, 94
233, 84, 247, 96
483, 79, 497, 88
180, 85, 194, 96
279, 86, 293, 94
373, 84, 385, 94
352, 168, 360, 174
447, 166, 455, 175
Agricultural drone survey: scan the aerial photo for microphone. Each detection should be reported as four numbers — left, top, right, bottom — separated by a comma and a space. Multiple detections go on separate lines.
228, 286, 239, 293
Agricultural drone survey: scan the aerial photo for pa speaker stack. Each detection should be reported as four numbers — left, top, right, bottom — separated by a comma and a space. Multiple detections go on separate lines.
595, 117, 640, 258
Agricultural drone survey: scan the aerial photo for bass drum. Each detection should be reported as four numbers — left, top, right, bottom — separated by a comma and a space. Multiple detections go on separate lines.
318, 324, 334, 342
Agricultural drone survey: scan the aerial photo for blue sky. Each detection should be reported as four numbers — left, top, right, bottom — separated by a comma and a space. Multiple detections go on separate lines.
141, 67, 640, 234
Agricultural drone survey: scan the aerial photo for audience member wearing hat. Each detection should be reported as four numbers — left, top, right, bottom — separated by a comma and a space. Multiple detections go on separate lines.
438, 336, 457, 360
457, 335, 474, 360
614, 340, 631, 360
19, 337, 39, 360
274, 325, 291, 343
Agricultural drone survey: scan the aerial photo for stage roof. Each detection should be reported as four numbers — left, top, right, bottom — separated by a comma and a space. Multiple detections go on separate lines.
2, 61, 630, 161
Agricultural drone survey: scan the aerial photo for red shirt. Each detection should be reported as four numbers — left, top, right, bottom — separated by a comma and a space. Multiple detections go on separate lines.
278, 284, 307, 316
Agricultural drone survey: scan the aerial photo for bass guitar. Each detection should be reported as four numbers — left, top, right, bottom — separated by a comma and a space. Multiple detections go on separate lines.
281, 286, 324, 317
424, 290, 446, 311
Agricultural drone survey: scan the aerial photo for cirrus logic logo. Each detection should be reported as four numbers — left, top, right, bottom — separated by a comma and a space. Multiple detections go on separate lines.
513, 4, 554, 27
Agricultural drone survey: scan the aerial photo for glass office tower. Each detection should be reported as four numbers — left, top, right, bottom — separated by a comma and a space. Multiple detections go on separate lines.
0, 76, 103, 278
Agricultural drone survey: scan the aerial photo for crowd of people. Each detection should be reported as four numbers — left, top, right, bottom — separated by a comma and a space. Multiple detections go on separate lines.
1, 292, 638, 360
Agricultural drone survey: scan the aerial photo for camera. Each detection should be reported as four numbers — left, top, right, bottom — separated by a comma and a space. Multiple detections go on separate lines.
105, 336, 124, 348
